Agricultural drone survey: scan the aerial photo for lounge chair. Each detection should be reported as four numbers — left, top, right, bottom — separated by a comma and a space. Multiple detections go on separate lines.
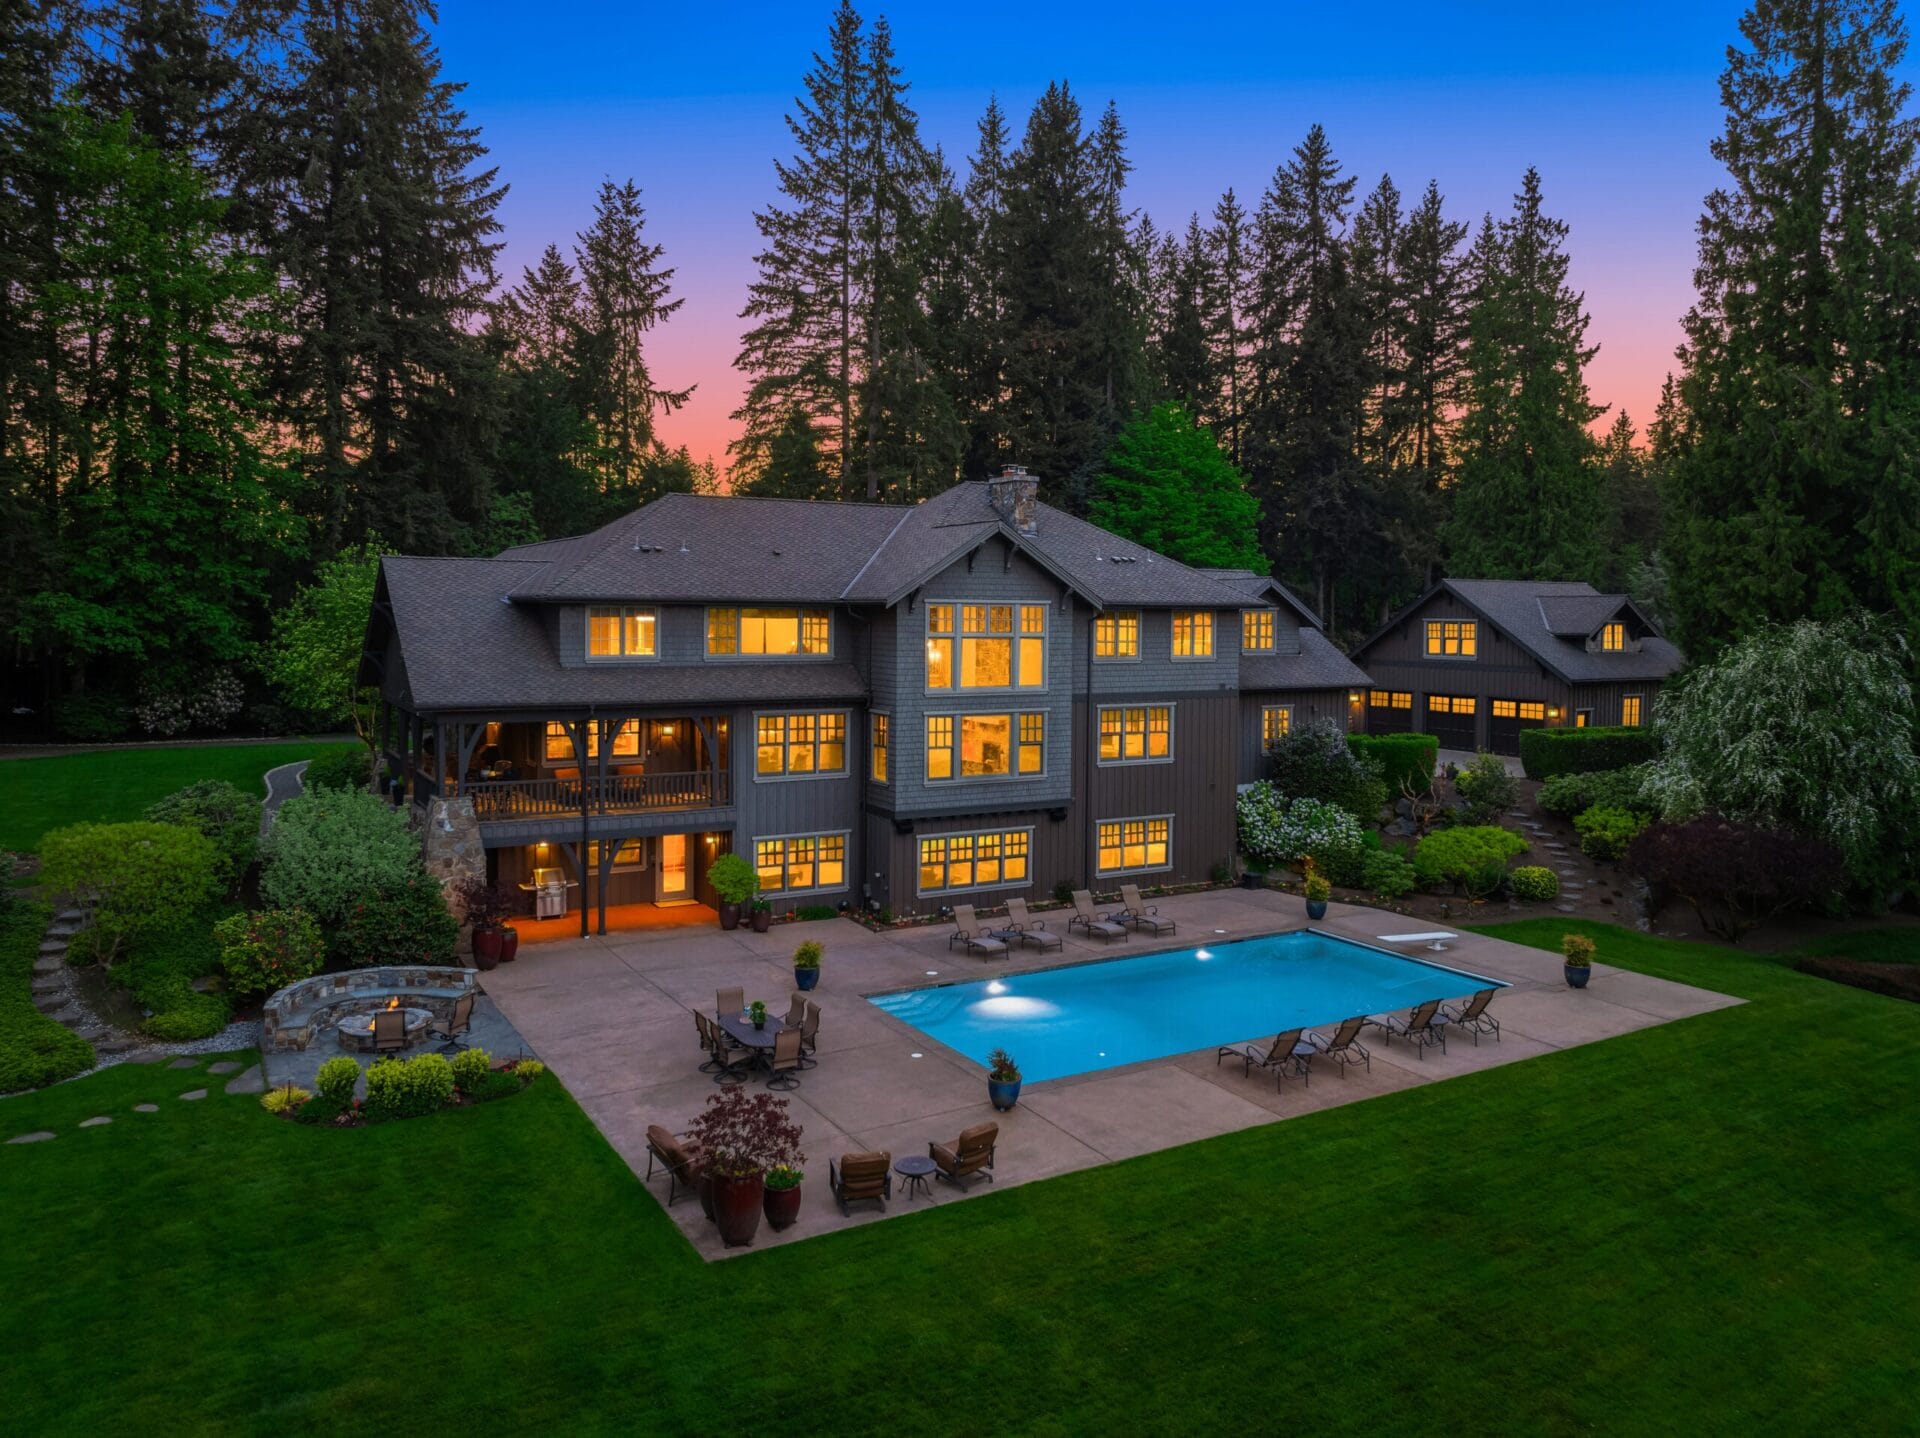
716, 986, 745, 1017
1305, 1015, 1372, 1077
644, 1125, 705, 1206
1365, 998, 1449, 1058
1118, 883, 1176, 936
948, 904, 1008, 959
765, 1027, 804, 1090
1441, 988, 1501, 1045
1069, 890, 1128, 942
830, 1151, 892, 1215
429, 992, 474, 1055
1003, 897, 1063, 953
931, 1122, 999, 1189
798, 1000, 821, 1068
371, 1008, 409, 1053
1216, 1027, 1312, 1088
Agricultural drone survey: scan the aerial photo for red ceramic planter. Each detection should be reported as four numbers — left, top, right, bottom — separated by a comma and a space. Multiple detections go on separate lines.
711, 1172, 765, 1247
498, 925, 519, 963
763, 1182, 803, 1230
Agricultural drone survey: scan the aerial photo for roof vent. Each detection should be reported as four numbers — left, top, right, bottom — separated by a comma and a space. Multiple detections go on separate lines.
988, 464, 1038, 534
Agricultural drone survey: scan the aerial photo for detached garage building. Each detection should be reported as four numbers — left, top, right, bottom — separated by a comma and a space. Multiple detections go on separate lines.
1348, 579, 1686, 756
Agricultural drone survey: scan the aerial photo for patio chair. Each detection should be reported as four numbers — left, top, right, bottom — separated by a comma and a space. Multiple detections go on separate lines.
1364, 998, 1448, 1058
429, 993, 475, 1055
1216, 1027, 1312, 1088
716, 986, 745, 1017
783, 991, 808, 1028
1440, 988, 1502, 1046
765, 1027, 804, 1090
644, 1125, 705, 1206
371, 1008, 409, 1053
693, 1011, 723, 1074
1003, 897, 1063, 953
798, 1001, 821, 1069
1305, 1015, 1372, 1077
708, 1025, 757, 1086
1069, 890, 1128, 942
1118, 883, 1176, 937
931, 1122, 999, 1189
830, 1151, 893, 1215
947, 904, 1008, 960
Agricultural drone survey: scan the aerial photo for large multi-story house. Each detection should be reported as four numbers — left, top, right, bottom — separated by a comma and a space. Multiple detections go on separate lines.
1347, 578, 1685, 754
357, 469, 1372, 935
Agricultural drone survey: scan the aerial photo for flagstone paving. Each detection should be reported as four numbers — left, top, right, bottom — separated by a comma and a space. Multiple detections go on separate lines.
177, 1088, 207, 1101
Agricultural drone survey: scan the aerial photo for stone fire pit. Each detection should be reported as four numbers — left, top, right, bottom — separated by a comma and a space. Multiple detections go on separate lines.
335, 1005, 434, 1052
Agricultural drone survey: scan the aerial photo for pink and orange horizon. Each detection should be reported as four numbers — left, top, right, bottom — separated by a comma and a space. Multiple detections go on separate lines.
436, 1, 1835, 477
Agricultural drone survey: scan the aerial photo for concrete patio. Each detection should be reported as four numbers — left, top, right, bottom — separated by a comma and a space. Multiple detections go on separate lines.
478, 888, 1741, 1259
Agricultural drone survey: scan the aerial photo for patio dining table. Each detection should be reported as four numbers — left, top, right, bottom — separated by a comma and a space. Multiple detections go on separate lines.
716, 1011, 789, 1069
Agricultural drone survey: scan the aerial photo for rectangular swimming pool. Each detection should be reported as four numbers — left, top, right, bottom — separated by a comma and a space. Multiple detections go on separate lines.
867, 930, 1505, 1082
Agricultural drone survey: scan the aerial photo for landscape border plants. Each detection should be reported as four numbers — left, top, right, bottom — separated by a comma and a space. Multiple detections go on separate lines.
1412, 826, 1528, 898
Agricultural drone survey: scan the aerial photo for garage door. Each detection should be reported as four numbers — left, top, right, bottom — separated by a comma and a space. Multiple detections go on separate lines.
1366, 689, 1413, 734
1424, 694, 1477, 750
1487, 699, 1546, 756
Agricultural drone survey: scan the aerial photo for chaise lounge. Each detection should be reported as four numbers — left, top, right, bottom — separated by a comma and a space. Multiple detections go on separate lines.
1305, 1015, 1372, 1076
1365, 998, 1449, 1058
1117, 883, 1176, 937
1069, 890, 1128, 942
1441, 987, 1501, 1045
1217, 1027, 1312, 1088
948, 904, 1009, 959
1002, 897, 1063, 952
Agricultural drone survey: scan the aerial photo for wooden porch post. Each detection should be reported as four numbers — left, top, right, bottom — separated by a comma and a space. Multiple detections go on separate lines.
566, 717, 591, 939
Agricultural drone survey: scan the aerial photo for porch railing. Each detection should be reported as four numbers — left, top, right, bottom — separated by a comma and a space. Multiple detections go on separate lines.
459, 770, 730, 822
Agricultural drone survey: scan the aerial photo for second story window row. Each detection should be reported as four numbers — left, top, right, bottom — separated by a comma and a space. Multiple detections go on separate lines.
707, 607, 831, 657
1172, 610, 1214, 659
927, 602, 1046, 689
755, 712, 847, 777
1097, 705, 1171, 764
1425, 619, 1477, 658
926, 712, 1045, 781
1094, 611, 1139, 660
1242, 608, 1275, 651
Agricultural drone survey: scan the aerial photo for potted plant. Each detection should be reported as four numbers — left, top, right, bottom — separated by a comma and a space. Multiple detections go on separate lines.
987, 1047, 1022, 1111
763, 1163, 804, 1230
455, 877, 519, 969
750, 897, 773, 933
749, 999, 768, 1030
707, 852, 758, 931
1562, 932, 1595, 989
793, 938, 823, 992
685, 1087, 805, 1248
1303, 860, 1330, 921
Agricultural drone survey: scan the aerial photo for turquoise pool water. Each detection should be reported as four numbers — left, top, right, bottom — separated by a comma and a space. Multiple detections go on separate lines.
867, 930, 1504, 1082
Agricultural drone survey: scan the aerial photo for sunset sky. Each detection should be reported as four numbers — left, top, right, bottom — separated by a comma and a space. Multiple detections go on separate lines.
435, 0, 1813, 474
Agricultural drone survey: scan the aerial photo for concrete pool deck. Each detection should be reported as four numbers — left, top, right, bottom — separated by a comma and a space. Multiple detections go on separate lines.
478, 889, 1742, 1259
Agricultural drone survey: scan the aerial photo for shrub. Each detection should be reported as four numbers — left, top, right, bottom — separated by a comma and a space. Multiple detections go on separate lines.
1412, 826, 1528, 896
463, 1069, 523, 1103
301, 746, 373, 793
1574, 806, 1648, 862
294, 1094, 348, 1125
453, 876, 517, 931
141, 994, 230, 1042
315, 1055, 362, 1106
1510, 866, 1559, 902
50, 691, 130, 741
332, 870, 458, 968
1538, 765, 1657, 821
1454, 752, 1520, 821
686, 1085, 805, 1178
1349, 732, 1438, 796
213, 909, 324, 998
450, 1046, 494, 1092
793, 940, 823, 968
39, 821, 221, 964
1562, 933, 1596, 965
1236, 786, 1367, 871
707, 851, 759, 905
1361, 850, 1418, 900
1625, 816, 1847, 940
511, 1058, 546, 1082
1519, 725, 1662, 780
261, 1084, 311, 1116
793, 904, 838, 921
1538, 772, 1597, 819
1266, 719, 1388, 822
362, 1052, 455, 1121
144, 781, 261, 894
0, 900, 95, 1093
261, 788, 422, 928
94, 907, 233, 1041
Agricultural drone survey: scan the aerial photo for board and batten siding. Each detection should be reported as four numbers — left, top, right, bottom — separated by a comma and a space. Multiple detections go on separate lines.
729, 700, 863, 912
1357, 591, 1565, 749
1236, 690, 1353, 784
1083, 691, 1239, 886
881, 805, 1082, 917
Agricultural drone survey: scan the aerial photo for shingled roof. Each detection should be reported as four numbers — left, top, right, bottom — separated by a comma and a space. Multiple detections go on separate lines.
1240, 630, 1372, 692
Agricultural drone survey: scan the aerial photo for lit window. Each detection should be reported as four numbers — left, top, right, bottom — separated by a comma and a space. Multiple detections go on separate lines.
706, 607, 829, 656
1427, 695, 1477, 715
1519, 701, 1547, 721
585, 839, 644, 868
1242, 609, 1275, 651
1097, 706, 1172, 764
1172, 611, 1214, 659
1095, 611, 1140, 660
870, 713, 889, 783
1601, 622, 1625, 652
755, 712, 846, 776
927, 601, 1045, 689
587, 607, 657, 660
918, 829, 1030, 893
1425, 620, 1477, 657
924, 713, 1044, 780
1369, 690, 1413, 710
754, 833, 846, 894
1621, 695, 1642, 726
1018, 712, 1045, 774
1492, 699, 1517, 719
1262, 706, 1291, 746
545, 720, 638, 761
1096, 816, 1171, 875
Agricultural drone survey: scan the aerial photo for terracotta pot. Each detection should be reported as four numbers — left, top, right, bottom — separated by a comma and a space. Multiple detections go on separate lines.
763, 1182, 803, 1231
472, 927, 505, 968
751, 909, 772, 933
498, 925, 519, 963
711, 1171, 765, 1247
719, 902, 742, 931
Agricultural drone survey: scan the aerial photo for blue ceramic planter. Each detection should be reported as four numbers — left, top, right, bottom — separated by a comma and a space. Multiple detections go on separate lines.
988, 1078, 1021, 1112
1306, 899, 1328, 920
1565, 964, 1591, 989
795, 966, 820, 991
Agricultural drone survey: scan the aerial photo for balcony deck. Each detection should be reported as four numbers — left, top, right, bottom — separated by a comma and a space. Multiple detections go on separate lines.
455, 770, 731, 822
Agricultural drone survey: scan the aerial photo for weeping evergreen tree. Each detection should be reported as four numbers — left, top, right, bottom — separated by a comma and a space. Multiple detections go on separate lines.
1665, 0, 1920, 662
1443, 169, 1606, 581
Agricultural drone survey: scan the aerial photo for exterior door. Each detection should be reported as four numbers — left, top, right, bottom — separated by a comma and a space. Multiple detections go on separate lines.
1488, 700, 1522, 755
1367, 689, 1414, 734
660, 834, 689, 899
1424, 694, 1478, 750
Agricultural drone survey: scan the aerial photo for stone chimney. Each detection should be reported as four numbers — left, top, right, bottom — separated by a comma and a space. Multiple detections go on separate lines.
988, 464, 1038, 534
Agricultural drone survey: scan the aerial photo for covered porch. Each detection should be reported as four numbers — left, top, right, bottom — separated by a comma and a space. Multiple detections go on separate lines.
490, 828, 732, 940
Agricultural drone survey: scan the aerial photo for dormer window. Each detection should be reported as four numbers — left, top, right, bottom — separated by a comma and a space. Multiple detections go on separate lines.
587, 607, 656, 660
1425, 620, 1476, 658
707, 607, 830, 657
1242, 609, 1275, 652
1600, 622, 1625, 651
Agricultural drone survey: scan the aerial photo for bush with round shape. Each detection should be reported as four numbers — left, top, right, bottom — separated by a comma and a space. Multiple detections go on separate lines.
1562, 933, 1596, 965
1412, 826, 1528, 896
1624, 816, 1847, 940
1236, 786, 1367, 871
144, 781, 260, 894
450, 1046, 493, 1092
1538, 765, 1657, 822
1348, 733, 1438, 796
39, 821, 221, 964
1361, 850, 1417, 900
707, 852, 759, 906
362, 1052, 455, 1122
260, 788, 422, 929
261, 1084, 311, 1116
1454, 752, 1520, 821
1265, 719, 1388, 822
212, 908, 324, 998
512, 1058, 546, 1082
315, 1056, 362, 1106
1574, 806, 1648, 862
302, 746, 373, 793
332, 870, 458, 968
463, 1069, 523, 1103
1510, 866, 1559, 902
793, 939, 823, 969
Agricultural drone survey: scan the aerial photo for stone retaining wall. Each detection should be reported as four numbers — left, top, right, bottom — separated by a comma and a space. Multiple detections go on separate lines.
264, 966, 479, 1051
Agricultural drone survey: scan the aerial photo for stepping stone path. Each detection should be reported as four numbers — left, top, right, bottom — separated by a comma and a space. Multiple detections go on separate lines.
6, 1131, 56, 1144
208, 1061, 241, 1075
167, 1058, 199, 1070
133, 1104, 159, 1114
223, 1065, 265, 1095
79, 1116, 111, 1128
31, 906, 140, 1056
178, 1088, 208, 1102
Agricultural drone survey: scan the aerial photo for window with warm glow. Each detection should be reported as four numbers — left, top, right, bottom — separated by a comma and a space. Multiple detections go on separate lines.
1621, 694, 1642, 726
1601, 622, 1626, 651
1492, 699, 1518, 719
1096, 816, 1171, 874
1427, 695, 1477, 715
587, 607, 657, 660
926, 602, 1045, 689
1262, 706, 1291, 746
1094, 611, 1140, 659
585, 839, 644, 869
1369, 690, 1413, 710
925, 712, 1043, 780
1520, 701, 1547, 721
1242, 609, 1275, 651
755, 832, 846, 893
1172, 611, 1214, 658
706, 607, 829, 656
1097, 706, 1172, 764
1425, 619, 1477, 657
918, 828, 1030, 893
754, 712, 846, 776
870, 713, 889, 783
545, 720, 638, 761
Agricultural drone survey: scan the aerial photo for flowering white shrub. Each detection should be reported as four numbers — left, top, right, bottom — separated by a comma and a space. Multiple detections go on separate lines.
1237, 784, 1366, 868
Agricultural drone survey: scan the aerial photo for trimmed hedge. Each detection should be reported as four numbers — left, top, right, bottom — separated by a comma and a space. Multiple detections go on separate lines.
1349, 733, 1438, 796
0, 901, 95, 1093
1519, 726, 1661, 780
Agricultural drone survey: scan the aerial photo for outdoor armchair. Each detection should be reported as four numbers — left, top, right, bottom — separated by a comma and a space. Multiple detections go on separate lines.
830, 1151, 893, 1215
930, 1122, 999, 1189
644, 1125, 705, 1206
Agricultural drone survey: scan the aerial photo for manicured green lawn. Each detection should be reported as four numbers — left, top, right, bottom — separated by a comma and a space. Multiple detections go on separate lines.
2, 921, 1914, 1433
0, 740, 352, 855
1788, 927, 1920, 964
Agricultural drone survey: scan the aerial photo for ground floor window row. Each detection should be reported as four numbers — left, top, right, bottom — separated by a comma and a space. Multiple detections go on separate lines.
1096, 815, 1171, 876
917, 828, 1033, 895
754, 831, 848, 894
